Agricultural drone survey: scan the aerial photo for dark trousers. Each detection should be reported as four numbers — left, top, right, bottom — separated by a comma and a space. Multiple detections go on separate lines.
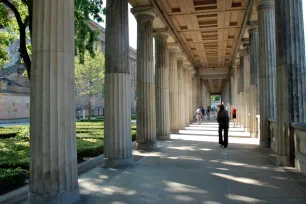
219, 124, 229, 147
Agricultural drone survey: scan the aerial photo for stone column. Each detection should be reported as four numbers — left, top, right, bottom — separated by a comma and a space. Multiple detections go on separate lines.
198, 77, 201, 106
275, 0, 306, 165
132, 7, 156, 150
177, 56, 185, 129
243, 46, 251, 132
238, 55, 245, 128
183, 65, 190, 125
168, 45, 180, 133
155, 31, 171, 139
104, 0, 133, 167
30, 0, 79, 202
255, 0, 277, 147
189, 71, 195, 122
249, 25, 259, 137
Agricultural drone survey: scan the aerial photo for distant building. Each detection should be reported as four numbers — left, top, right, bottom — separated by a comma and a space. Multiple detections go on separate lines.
0, 21, 137, 120
0, 64, 30, 120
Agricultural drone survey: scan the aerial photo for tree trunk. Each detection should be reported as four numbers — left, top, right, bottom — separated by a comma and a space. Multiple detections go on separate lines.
87, 99, 91, 121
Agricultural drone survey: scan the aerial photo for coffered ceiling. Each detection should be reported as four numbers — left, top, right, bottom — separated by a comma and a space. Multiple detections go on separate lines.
130, 0, 248, 94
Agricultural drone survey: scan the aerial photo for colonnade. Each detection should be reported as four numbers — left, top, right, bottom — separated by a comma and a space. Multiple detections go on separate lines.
26, 0, 306, 202
226, 0, 306, 165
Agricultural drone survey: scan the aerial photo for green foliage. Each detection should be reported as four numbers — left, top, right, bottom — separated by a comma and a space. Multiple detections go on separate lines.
0, 138, 30, 170
77, 138, 104, 162
0, 130, 18, 139
211, 95, 221, 102
0, 168, 29, 194
0, 120, 137, 193
0, 0, 104, 74
75, 50, 105, 97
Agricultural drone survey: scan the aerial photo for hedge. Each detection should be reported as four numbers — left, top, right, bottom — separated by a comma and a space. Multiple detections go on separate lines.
0, 168, 29, 195
0, 132, 18, 139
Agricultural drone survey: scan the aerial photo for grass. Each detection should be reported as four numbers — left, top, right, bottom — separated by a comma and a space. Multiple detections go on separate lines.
0, 120, 137, 195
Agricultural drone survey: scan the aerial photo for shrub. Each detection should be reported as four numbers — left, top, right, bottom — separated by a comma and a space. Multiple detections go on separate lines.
0, 168, 29, 195
77, 139, 104, 162
0, 132, 18, 139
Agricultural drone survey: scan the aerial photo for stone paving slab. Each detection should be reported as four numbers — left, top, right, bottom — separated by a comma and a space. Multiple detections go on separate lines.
72, 123, 306, 204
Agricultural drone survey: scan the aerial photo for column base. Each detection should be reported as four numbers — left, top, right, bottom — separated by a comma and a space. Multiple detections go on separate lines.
244, 128, 250, 132
136, 142, 157, 151
250, 132, 258, 138
276, 155, 291, 166
104, 157, 133, 168
259, 140, 270, 148
29, 187, 79, 204
157, 135, 171, 140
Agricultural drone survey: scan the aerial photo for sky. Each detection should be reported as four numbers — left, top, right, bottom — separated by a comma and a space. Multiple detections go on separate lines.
100, 2, 306, 51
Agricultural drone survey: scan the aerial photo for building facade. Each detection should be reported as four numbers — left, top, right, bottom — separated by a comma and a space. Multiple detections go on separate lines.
0, 21, 137, 120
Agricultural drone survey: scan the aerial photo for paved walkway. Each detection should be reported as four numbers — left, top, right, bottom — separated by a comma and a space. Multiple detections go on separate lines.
73, 121, 306, 204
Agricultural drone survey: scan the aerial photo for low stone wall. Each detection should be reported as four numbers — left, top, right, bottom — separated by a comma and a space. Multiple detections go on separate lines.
291, 123, 306, 175
268, 118, 277, 153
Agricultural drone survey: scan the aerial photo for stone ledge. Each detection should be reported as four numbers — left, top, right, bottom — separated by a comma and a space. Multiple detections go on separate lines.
0, 141, 136, 204
291, 123, 306, 132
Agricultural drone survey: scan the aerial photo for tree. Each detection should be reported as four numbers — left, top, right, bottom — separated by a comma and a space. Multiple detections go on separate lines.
211, 95, 221, 102
75, 50, 105, 120
0, 0, 104, 78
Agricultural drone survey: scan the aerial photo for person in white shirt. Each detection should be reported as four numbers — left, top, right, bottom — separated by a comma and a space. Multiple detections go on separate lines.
196, 106, 203, 124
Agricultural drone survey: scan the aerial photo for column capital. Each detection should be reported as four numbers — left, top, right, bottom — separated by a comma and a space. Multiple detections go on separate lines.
177, 52, 187, 61
131, 6, 156, 19
248, 21, 258, 33
153, 28, 169, 38
255, 0, 275, 11
168, 43, 181, 53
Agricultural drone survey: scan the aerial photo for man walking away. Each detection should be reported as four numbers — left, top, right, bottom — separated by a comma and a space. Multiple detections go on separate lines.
217, 104, 229, 148
207, 106, 211, 120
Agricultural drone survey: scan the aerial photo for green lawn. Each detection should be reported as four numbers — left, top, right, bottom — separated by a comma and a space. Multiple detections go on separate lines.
0, 119, 136, 195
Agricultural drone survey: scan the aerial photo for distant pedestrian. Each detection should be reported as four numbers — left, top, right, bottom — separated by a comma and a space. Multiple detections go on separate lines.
207, 106, 211, 120
217, 104, 229, 148
232, 108, 237, 127
201, 106, 205, 120
196, 106, 203, 124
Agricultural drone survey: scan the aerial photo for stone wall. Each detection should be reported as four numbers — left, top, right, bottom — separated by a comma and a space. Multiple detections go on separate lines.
0, 93, 30, 119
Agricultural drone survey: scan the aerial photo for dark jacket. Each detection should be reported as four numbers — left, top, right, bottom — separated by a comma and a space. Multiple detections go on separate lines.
217, 110, 229, 125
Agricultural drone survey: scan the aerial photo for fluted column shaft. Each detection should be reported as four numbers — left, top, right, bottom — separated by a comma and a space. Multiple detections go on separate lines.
133, 9, 156, 150
178, 59, 185, 129
189, 72, 194, 122
249, 27, 259, 137
239, 56, 245, 128
30, 0, 79, 202
275, 0, 306, 165
169, 49, 179, 132
256, 0, 277, 147
155, 33, 170, 139
243, 50, 251, 132
104, 0, 133, 167
249, 27, 260, 115
184, 67, 190, 125
197, 76, 201, 106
